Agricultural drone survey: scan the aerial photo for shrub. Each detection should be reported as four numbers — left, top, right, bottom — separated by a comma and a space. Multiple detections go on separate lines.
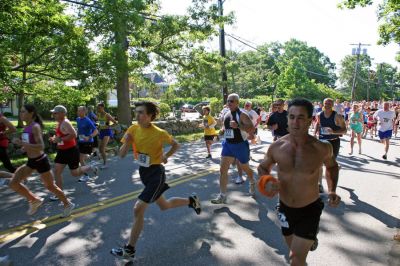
158, 102, 171, 119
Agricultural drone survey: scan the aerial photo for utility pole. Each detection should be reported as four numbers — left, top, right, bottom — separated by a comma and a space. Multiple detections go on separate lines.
350, 43, 370, 102
378, 63, 383, 100
218, 0, 228, 104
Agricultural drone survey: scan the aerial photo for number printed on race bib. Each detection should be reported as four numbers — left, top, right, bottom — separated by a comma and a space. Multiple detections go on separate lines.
320, 127, 331, 135
224, 129, 234, 139
137, 153, 150, 167
79, 135, 86, 141
21, 133, 30, 143
277, 211, 289, 228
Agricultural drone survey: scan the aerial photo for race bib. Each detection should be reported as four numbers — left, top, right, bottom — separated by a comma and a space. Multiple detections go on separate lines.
383, 118, 389, 123
99, 121, 106, 126
137, 153, 150, 167
21, 133, 30, 143
277, 211, 289, 228
224, 129, 234, 139
321, 127, 331, 135
57, 138, 64, 146
79, 135, 86, 141
203, 120, 209, 127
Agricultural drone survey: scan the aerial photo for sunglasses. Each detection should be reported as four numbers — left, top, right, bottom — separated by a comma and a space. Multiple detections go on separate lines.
227, 100, 235, 103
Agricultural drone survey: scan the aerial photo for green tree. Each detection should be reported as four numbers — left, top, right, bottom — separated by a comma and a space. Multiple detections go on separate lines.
279, 39, 337, 87
68, 0, 223, 125
0, 0, 90, 126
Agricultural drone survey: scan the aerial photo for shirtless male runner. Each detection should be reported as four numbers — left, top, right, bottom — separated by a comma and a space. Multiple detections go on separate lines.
258, 98, 341, 266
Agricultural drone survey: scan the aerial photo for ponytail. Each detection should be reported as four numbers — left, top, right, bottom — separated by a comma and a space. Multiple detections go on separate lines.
23, 104, 44, 129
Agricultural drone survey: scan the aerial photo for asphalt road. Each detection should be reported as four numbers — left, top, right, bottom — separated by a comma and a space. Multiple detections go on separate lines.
0, 129, 399, 266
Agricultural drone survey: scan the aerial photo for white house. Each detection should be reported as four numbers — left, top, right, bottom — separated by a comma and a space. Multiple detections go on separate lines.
107, 73, 169, 106
0, 99, 18, 116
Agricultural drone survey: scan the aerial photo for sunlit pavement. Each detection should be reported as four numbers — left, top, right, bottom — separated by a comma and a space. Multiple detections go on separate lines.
0, 129, 399, 265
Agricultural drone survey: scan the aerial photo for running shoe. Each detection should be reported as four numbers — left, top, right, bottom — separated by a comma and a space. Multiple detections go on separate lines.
49, 195, 59, 201
27, 198, 43, 215
188, 193, 201, 214
110, 245, 135, 260
249, 182, 256, 197
78, 174, 90, 182
235, 176, 244, 184
211, 193, 227, 204
205, 154, 212, 159
62, 202, 75, 218
382, 154, 387, 160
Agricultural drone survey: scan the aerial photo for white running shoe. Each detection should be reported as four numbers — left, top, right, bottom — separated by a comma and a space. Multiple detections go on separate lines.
78, 175, 90, 182
49, 195, 59, 201
27, 198, 43, 215
62, 202, 75, 218
211, 193, 227, 204
235, 176, 244, 184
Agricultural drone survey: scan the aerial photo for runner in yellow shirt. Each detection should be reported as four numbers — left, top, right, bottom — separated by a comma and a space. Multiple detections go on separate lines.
110, 101, 201, 261
202, 106, 217, 159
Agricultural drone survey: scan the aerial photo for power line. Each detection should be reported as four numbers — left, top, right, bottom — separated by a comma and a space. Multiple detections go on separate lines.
225, 32, 335, 80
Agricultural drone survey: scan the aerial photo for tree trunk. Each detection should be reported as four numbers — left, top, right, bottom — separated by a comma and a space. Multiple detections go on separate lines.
17, 63, 27, 128
17, 91, 24, 128
113, 20, 131, 125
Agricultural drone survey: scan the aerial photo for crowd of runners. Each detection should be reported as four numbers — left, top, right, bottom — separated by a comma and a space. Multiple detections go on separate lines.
0, 95, 399, 265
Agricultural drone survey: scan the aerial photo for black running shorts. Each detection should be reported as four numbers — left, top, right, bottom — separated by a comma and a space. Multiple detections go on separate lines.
327, 138, 340, 159
138, 164, 170, 203
204, 135, 216, 141
277, 198, 324, 240
55, 146, 80, 170
26, 154, 51, 174
78, 142, 93, 155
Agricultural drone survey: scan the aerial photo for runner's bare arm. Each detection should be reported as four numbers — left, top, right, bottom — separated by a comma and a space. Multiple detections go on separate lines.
0, 116, 16, 134
61, 121, 77, 140
107, 113, 117, 124
119, 133, 133, 158
257, 145, 276, 176
314, 115, 321, 137
333, 114, 347, 135
163, 138, 179, 163
0, 171, 13, 179
239, 112, 255, 133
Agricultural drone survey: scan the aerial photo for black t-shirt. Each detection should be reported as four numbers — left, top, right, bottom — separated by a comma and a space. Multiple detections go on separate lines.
267, 110, 288, 136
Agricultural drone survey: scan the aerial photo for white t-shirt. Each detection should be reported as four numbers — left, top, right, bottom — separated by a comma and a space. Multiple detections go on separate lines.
260, 111, 268, 121
334, 103, 344, 115
373, 109, 395, 132
245, 109, 259, 126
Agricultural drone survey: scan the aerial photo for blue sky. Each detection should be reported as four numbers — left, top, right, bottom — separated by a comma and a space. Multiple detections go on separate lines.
160, 0, 400, 70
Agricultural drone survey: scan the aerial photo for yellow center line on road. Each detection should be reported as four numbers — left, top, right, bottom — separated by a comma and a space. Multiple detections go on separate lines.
0, 167, 219, 244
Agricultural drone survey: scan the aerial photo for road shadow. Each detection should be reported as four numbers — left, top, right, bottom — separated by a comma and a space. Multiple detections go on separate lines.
213, 205, 289, 263
338, 186, 399, 228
